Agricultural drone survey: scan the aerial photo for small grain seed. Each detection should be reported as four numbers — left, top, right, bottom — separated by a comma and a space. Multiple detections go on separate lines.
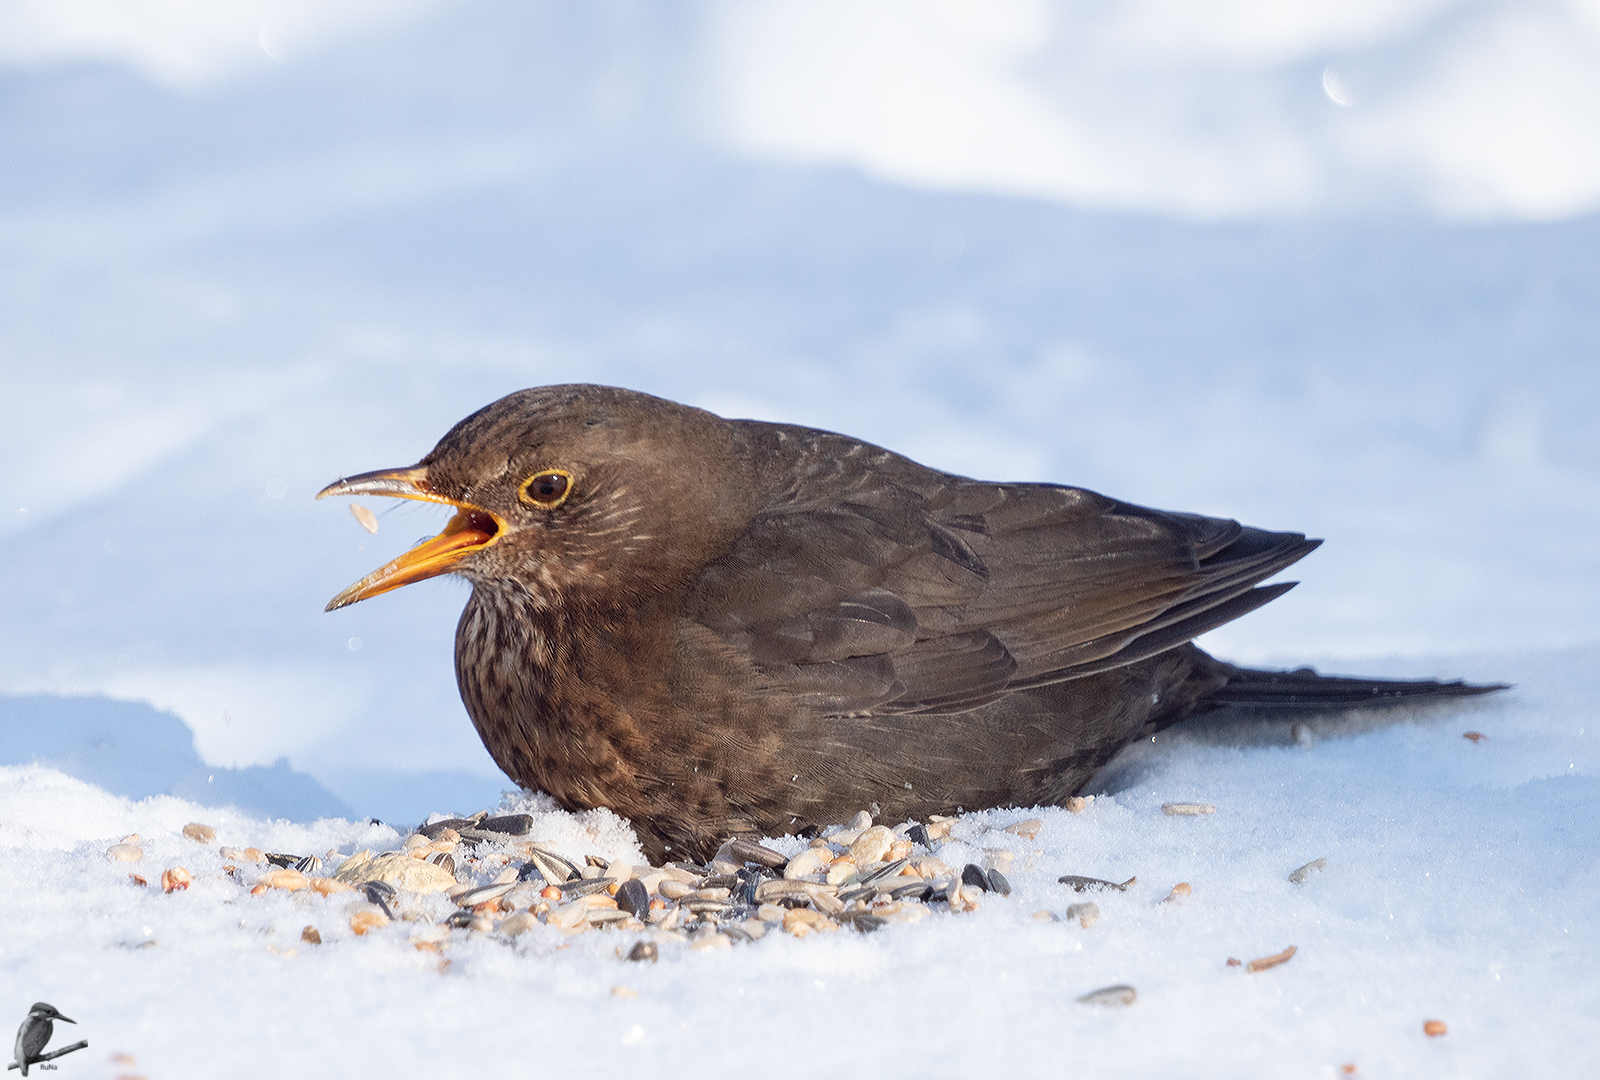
782, 846, 833, 881
1423, 1020, 1447, 1037
499, 911, 540, 936
310, 877, 355, 896
824, 857, 858, 886
1065, 902, 1099, 928
243, 848, 266, 863
848, 826, 895, 865
548, 899, 589, 930
350, 910, 390, 935
1164, 882, 1192, 903
161, 867, 192, 893
351, 503, 380, 534
689, 931, 732, 951
611, 986, 638, 999
107, 843, 143, 863
1161, 803, 1215, 816
182, 823, 216, 843
1065, 796, 1093, 813
259, 868, 310, 891
1004, 818, 1043, 840
1032, 909, 1058, 922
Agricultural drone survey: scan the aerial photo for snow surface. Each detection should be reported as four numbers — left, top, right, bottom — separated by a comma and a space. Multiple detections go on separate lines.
2, 647, 1595, 1078
1, 3, 1597, 1076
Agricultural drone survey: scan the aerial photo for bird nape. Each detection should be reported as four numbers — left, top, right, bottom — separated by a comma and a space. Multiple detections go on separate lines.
318, 384, 1502, 863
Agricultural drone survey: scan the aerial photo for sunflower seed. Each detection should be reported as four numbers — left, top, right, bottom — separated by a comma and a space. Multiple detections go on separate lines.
616, 879, 650, 919
986, 869, 1012, 896
455, 882, 515, 908
1058, 875, 1135, 892
294, 855, 322, 874
727, 837, 788, 869
961, 864, 990, 891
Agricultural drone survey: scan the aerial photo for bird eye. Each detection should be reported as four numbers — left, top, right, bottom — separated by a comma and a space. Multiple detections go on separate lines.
519, 469, 573, 508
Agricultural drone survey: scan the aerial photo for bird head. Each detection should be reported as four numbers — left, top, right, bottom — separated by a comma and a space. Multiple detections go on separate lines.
319, 385, 759, 611
26, 1003, 73, 1023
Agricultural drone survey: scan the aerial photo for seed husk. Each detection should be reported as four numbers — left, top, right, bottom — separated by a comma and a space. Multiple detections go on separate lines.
1077, 984, 1136, 1006
1161, 803, 1215, 816
1289, 858, 1328, 884
350, 909, 390, 936
1246, 945, 1297, 973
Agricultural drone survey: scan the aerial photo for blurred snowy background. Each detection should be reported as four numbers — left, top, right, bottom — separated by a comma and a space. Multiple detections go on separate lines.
1, 0, 1597, 824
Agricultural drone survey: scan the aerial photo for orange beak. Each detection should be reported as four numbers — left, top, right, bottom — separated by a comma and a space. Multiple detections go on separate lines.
316, 467, 506, 611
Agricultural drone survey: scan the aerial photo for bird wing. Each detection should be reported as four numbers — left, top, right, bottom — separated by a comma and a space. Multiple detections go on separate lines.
687, 429, 1317, 715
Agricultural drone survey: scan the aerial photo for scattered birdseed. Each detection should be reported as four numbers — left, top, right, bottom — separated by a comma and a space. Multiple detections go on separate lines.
182, 823, 216, 843
301, 926, 322, 945
351, 503, 379, 534
1463, 732, 1487, 744
1164, 882, 1191, 903
1424, 1020, 1448, 1037
1065, 902, 1100, 928
161, 867, 192, 894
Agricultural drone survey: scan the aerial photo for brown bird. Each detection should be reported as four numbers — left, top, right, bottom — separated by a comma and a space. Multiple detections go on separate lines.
319, 385, 1498, 862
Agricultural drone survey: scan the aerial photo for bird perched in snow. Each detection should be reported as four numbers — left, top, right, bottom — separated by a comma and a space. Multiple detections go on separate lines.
14, 1002, 73, 1076
320, 385, 1498, 862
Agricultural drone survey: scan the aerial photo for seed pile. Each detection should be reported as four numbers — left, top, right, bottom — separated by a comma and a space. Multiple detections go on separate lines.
98, 799, 1402, 1025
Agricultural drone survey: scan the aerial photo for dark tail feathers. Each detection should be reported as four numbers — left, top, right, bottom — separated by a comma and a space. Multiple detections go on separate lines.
1207, 665, 1508, 711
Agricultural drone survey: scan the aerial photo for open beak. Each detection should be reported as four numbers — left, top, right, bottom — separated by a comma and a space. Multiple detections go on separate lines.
317, 467, 505, 611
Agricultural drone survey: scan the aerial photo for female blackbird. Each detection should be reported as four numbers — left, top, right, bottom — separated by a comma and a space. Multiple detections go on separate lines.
320, 385, 1495, 861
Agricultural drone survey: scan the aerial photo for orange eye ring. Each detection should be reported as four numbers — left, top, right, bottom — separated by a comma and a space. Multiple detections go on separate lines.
518, 469, 573, 509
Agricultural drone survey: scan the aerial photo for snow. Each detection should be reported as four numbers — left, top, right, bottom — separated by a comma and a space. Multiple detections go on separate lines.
3, 649, 1596, 1077
1, 3, 1597, 1076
